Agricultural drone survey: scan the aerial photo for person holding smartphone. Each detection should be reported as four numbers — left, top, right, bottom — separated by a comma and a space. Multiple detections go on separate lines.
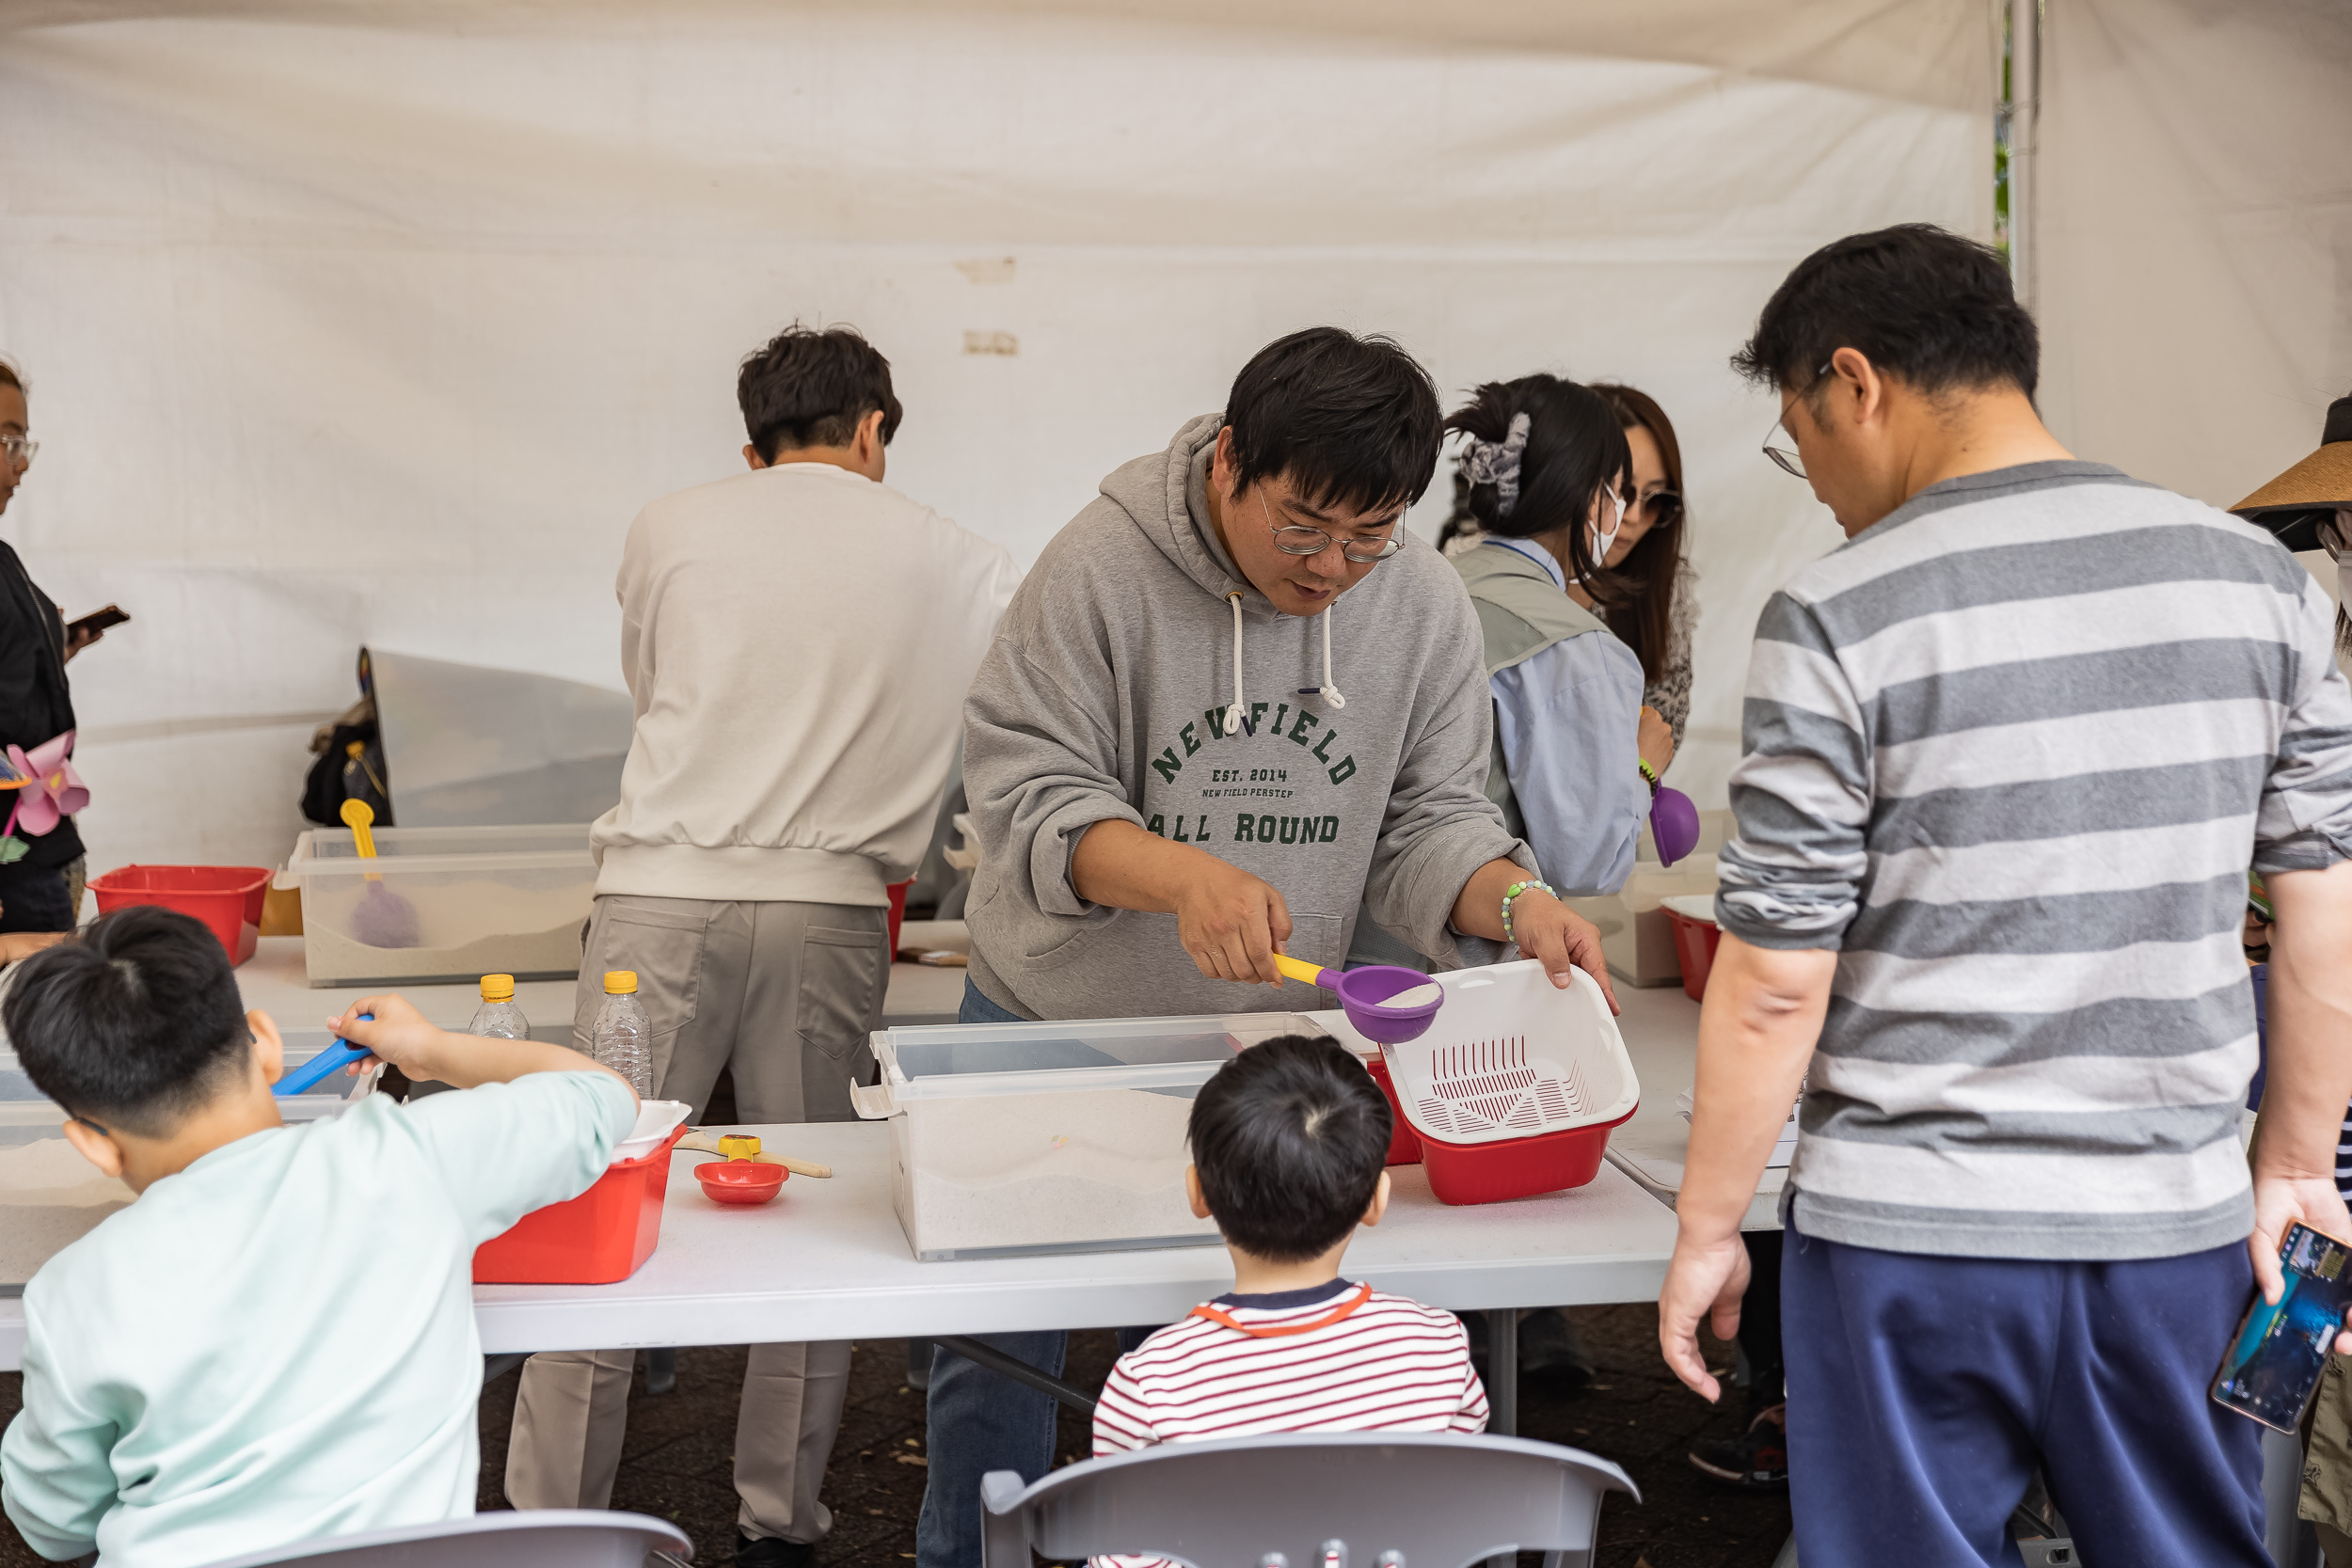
0, 356, 96, 939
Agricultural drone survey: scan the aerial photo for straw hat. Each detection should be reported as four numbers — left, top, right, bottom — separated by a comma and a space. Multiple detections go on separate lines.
2233, 393, 2352, 552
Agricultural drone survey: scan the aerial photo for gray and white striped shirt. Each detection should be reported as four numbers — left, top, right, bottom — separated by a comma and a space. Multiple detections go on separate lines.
1718, 461, 2352, 1260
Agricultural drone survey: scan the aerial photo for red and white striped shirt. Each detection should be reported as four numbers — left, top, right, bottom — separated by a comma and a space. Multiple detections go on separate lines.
1089, 1279, 1486, 1565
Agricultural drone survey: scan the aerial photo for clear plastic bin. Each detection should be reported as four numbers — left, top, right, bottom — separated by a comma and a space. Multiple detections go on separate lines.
855, 1012, 1316, 1259
2, 1038, 360, 1286
284, 823, 595, 988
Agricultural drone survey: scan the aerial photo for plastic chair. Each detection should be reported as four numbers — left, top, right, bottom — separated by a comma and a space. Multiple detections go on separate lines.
194, 1509, 692, 1567
980, 1432, 1638, 1568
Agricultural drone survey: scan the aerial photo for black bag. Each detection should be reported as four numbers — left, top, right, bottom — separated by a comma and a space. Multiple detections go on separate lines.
301, 649, 394, 827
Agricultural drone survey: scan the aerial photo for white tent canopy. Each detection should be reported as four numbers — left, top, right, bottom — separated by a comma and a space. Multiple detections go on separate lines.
8, 0, 2005, 870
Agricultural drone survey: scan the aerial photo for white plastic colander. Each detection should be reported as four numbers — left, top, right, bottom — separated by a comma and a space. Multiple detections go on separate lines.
1314, 959, 1640, 1148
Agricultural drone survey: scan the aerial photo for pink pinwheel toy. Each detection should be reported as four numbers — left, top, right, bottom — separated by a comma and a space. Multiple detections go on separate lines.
0, 732, 88, 864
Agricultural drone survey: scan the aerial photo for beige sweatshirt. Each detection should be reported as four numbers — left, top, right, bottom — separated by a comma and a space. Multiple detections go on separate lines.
592, 461, 1019, 905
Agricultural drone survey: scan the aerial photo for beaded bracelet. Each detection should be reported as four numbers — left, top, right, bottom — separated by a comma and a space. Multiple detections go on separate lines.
1501, 879, 1558, 944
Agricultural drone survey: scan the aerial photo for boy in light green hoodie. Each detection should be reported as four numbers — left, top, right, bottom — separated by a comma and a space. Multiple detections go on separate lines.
1, 906, 636, 1566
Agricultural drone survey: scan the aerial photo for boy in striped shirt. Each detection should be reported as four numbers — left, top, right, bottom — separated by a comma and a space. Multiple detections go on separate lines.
1092, 1035, 1486, 1472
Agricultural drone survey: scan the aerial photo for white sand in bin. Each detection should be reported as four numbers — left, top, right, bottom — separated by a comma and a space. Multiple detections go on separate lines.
304, 878, 588, 985
898, 1087, 1220, 1256
1, 1139, 133, 1285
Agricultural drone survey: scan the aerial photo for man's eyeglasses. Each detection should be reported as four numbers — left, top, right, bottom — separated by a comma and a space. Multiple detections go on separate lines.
1260, 492, 1404, 563
0, 435, 37, 468
1763, 359, 1836, 480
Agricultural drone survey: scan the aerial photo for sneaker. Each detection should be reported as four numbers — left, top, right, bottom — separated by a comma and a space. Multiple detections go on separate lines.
736, 1534, 817, 1568
1518, 1308, 1596, 1394
1688, 1404, 1788, 1491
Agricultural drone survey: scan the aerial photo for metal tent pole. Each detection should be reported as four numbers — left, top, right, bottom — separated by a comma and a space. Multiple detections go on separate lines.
2009, 0, 2040, 310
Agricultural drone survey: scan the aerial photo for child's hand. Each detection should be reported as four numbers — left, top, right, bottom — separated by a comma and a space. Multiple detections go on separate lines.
326, 995, 453, 1083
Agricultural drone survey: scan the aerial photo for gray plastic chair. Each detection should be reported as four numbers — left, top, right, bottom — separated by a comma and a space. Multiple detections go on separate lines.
980, 1432, 1638, 1568
194, 1509, 692, 1567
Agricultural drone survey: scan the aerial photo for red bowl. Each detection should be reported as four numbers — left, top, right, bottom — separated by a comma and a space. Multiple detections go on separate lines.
695, 1160, 786, 1206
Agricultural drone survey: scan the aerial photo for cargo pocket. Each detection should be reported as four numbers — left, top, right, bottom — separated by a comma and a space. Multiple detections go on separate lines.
800, 921, 888, 1065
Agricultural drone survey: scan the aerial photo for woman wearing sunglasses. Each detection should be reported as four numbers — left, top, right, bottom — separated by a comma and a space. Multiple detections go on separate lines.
1439, 374, 1677, 898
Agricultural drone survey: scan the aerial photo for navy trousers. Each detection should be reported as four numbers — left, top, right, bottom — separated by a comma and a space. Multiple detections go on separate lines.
1782, 1230, 2267, 1567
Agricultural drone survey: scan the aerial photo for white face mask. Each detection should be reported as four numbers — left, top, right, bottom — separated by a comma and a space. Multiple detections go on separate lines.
1589, 486, 1625, 565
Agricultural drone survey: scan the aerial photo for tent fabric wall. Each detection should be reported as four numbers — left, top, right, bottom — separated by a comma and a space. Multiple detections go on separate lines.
0, 1, 1994, 877
2038, 0, 2352, 511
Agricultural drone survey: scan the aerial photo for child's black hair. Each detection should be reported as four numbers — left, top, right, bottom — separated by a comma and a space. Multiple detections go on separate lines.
5, 905, 252, 1136
1188, 1034, 1393, 1263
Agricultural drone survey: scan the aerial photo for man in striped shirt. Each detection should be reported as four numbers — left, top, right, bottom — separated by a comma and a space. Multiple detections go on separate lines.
1090, 1035, 1485, 1567
1657, 225, 2352, 1566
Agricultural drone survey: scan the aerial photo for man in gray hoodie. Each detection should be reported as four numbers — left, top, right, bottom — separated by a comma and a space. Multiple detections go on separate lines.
918, 326, 1614, 1568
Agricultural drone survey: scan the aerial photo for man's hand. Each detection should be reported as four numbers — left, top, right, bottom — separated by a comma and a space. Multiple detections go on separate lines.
1507, 887, 1619, 1012
2251, 1176, 2352, 1354
326, 994, 453, 1082
1659, 1228, 1750, 1401
1071, 820, 1294, 987
62, 623, 103, 661
0, 930, 67, 964
1174, 857, 1292, 987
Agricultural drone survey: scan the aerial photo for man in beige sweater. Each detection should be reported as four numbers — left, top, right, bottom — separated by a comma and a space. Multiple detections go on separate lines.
506, 325, 1019, 1567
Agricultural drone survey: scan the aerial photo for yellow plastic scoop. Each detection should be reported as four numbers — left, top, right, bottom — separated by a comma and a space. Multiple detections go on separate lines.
340, 799, 420, 948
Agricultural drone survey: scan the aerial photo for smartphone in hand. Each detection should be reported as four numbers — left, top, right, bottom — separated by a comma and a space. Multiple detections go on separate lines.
2212, 1222, 2352, 1433
66, 604, 129, 640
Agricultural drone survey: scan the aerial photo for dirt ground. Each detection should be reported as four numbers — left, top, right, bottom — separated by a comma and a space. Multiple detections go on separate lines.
0, 1306, 1786, 1568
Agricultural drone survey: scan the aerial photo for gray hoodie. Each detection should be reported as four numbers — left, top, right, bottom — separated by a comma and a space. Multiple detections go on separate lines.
962, 413, 1533, 1022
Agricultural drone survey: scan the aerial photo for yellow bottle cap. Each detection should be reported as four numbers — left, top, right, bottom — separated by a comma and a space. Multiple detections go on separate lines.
604, 971, 638, 995
480, 974, 515, 1002
718, 1133, 762, 1162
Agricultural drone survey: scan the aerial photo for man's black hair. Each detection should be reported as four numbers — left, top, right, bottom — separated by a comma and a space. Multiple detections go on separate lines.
1224, 327, 1443, 515
1188, 1033, 1392, 1263
1730, 224, 2039, 403
738, 325, 905, 462
5, 905, 251, 1137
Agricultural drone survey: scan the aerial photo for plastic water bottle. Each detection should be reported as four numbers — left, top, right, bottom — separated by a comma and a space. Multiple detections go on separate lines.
592, 970, 653, 1096
469, 974, 532, 1041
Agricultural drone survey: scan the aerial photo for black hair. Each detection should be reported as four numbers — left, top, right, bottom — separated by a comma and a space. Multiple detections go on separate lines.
5, 905, 252, 1137
738, 325, 904, 462
1188, 1034, 1391, 1263
1448, 375, 1632, 603
1730, 223, 2039, 402
1224, 327, 1442, 515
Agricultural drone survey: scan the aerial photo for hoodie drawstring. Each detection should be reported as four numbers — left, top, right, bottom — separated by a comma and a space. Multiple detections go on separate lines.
1232, 592, 1345, 736
1294, 605, 1346, 709
1224, 592, 1250, 736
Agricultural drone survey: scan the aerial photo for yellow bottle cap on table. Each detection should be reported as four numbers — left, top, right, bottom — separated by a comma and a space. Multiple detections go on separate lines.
480, 974, 515, 1002
718, 1134, 762, 1162
604, 971, 638, 995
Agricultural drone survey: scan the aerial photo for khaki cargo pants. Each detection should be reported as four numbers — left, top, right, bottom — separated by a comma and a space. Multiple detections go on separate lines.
504, 895, 888, 1544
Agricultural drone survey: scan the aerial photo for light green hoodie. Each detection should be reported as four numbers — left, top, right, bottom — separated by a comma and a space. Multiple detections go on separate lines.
961, 413, 1534, 1022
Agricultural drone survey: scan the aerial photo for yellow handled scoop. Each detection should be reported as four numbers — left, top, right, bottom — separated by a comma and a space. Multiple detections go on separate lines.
1269, 953, 1443, 1044
340, 799, 421, 949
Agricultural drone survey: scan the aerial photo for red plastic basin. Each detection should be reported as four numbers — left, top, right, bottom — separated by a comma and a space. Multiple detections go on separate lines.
473, 1125, 689, 1284
888, 879, 911, 957
1415, 1105, 1638, 1206
1665, 907, 1723, 1003
88, 864, 272, 966
1364, 1054, 1422, 1166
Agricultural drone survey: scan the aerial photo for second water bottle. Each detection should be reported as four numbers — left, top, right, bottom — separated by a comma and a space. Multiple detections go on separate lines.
593, 970, 653, 1097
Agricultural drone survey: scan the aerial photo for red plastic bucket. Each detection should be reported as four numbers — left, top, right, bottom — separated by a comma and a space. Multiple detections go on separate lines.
1416, 1105, 1637, 1206
1364, 1054, 1422, 1166
888, 879, 912, 957
88, 864, 272, 966
1665, 907, 1723, 1003
473, 1124, 689, 1284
